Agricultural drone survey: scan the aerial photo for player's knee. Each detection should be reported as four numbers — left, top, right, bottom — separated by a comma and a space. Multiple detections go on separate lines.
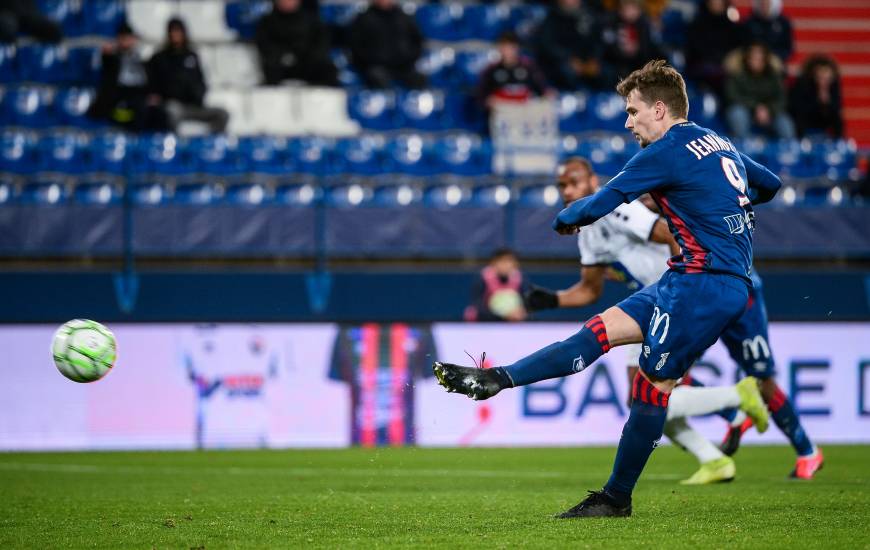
598, 306, 643, 346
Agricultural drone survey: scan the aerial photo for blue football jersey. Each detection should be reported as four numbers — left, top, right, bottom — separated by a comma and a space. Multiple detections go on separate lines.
603, 122, 781, 282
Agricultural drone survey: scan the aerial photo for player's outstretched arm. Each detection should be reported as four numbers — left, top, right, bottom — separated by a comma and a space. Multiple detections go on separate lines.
740, 152, 782, 204
525, 267, 605, 311
552, 186, 624, 234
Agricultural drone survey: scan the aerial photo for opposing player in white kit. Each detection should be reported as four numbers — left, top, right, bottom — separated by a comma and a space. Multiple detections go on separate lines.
524, 157, 768, 484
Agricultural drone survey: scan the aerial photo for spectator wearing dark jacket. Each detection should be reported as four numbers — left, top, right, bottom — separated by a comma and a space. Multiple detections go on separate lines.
255, 0, 339, 86
725, 42, 794, 140
686, 0, 742, 97
148, 18, 228, 134
88, 23, 168, 131
0, 0, 62, 43
601, 0, 664, 85
789, 55, 844, 139
348, 0, 426, 89
478, 32, 550, 107
533, 0, 606, 90
742, 0, 793, 62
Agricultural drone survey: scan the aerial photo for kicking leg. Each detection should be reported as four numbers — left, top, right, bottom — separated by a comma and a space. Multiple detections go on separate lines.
667, 379, 768, 432
433, 306, 644, 400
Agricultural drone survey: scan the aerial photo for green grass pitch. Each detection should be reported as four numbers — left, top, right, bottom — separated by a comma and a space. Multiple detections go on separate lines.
1, 445, 868, 548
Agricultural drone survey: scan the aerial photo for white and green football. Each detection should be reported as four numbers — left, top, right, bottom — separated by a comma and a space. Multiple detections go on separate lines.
51, 319, 117, 383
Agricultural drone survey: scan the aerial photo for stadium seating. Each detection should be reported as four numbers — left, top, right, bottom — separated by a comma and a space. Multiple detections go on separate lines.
37, 130, 91, 174
415, 3, 468, 42
54, 86, 98, 129
72, 179, 123, 205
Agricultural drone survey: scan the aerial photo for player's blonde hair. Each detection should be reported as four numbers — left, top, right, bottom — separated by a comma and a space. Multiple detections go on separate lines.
616, 60, 689, 119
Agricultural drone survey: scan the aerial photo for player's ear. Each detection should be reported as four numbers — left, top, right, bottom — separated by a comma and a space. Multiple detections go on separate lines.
591, 174, 600, 188
655, 100, 666, 121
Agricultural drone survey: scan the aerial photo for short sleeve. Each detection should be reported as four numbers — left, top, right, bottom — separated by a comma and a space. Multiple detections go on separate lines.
612, 201, 659, 242
606, 143, 672, 202
578, 230, 615, 266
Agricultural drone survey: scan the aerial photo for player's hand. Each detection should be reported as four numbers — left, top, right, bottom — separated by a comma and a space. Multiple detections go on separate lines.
552, 205, 583, 235
524, 285, 560, 311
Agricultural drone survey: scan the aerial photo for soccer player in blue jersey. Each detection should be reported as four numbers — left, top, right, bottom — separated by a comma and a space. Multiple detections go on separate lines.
434, 60, 786, 518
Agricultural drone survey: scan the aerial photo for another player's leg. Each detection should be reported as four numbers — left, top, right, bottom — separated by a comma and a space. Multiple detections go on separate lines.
434, 292, 653, 400
665, 418, 736, 485
719, 282, 822, 477
666, 379, 768, 432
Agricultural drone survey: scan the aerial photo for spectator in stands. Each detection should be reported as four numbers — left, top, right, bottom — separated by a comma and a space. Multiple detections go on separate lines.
0, 0, 62, 44
255, 0, 339, 86
601, 0, 664, 85
789, 55, 844, 139
478, 32, 550, 108
742, 0, 793, 62
533, 0, 607, 90
725, 42, 795, 140
148, 18, 229, 134
88, 23, 168, 132
686, 0, 742, 97
348, 0, 426, 89
465, 248, 530, 323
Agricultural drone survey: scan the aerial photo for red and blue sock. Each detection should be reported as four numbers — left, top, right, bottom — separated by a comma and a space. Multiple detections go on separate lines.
767, 384, 814, 456
499, 316, 610, 387
603, 374, 670, 505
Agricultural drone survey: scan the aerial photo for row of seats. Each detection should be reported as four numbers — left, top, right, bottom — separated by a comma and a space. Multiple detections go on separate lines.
1, 82, 727, 139
0, 175, 854, 208
0, 128, 858, 181
35, 0, 549, 43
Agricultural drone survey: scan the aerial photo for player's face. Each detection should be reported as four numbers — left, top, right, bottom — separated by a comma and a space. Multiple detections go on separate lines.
624, 89, 663, 148
557, 163, 597, 205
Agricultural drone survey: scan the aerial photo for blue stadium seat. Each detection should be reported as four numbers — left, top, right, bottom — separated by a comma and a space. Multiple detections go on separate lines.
588, 93, 627, 133
558, 92, 590, 133
189, 135, 242, 176
416, 47, 456, 88
385, 134, 434, 176
238, 136, 291, 175
55, 87, 100, 128
415, 3, 468, 41
224, 182, 275, 205
331, 49, 362, 87
398, 89, 450, 131
465, 4, 513, 41
660, 9, 688, 49
18, 45, 73, 83
134, 134, 191, 176
769, 140, 815, 179
275, 181, 320, 206
0, 45, 18, 84
471, 183, 512, 207
372, 182, 422, 206
19, 179, 70, 204
811, 139, 856, 182
83, 0, 126, 36
433, 133, 492, 176
454, 49, 499, 88
6, 86, 56, 127
422, 181, 472, 207
68, 46, 101, 84
517, 183, 560, 207
320, 2, 366, 26
446, 93, 486, 133
347, 89, 399, 130
0, 130, 39, 175
131, 181, 169, 205
510, 4, 547, 40
334, 135, 385, 176
90, 131, 132, 174
225, 0, 271, 40
289, 136, 334, 175
37, 130, 90, 174
0, 178, 18, 204
326, 182, 374, 207
73, 179, 122, 204
172, 181, 221, 204
37, 0, 84, 37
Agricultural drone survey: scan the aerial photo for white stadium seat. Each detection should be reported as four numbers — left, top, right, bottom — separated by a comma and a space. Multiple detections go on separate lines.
205, 88, 257, 135
250, 87, 299, 135
127, 0, 178, 43
207, 44, 262, 88
178, 1, 238, 42
296, 87, 360, 137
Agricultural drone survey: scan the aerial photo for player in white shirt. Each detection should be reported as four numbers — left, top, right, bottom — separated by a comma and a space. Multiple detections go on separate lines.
524, 157, 767, 485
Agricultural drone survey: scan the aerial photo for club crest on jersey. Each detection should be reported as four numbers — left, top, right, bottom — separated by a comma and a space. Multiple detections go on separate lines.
655, 352, 670, 371
572, 356, 586, 373
643, 345, 651, 357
